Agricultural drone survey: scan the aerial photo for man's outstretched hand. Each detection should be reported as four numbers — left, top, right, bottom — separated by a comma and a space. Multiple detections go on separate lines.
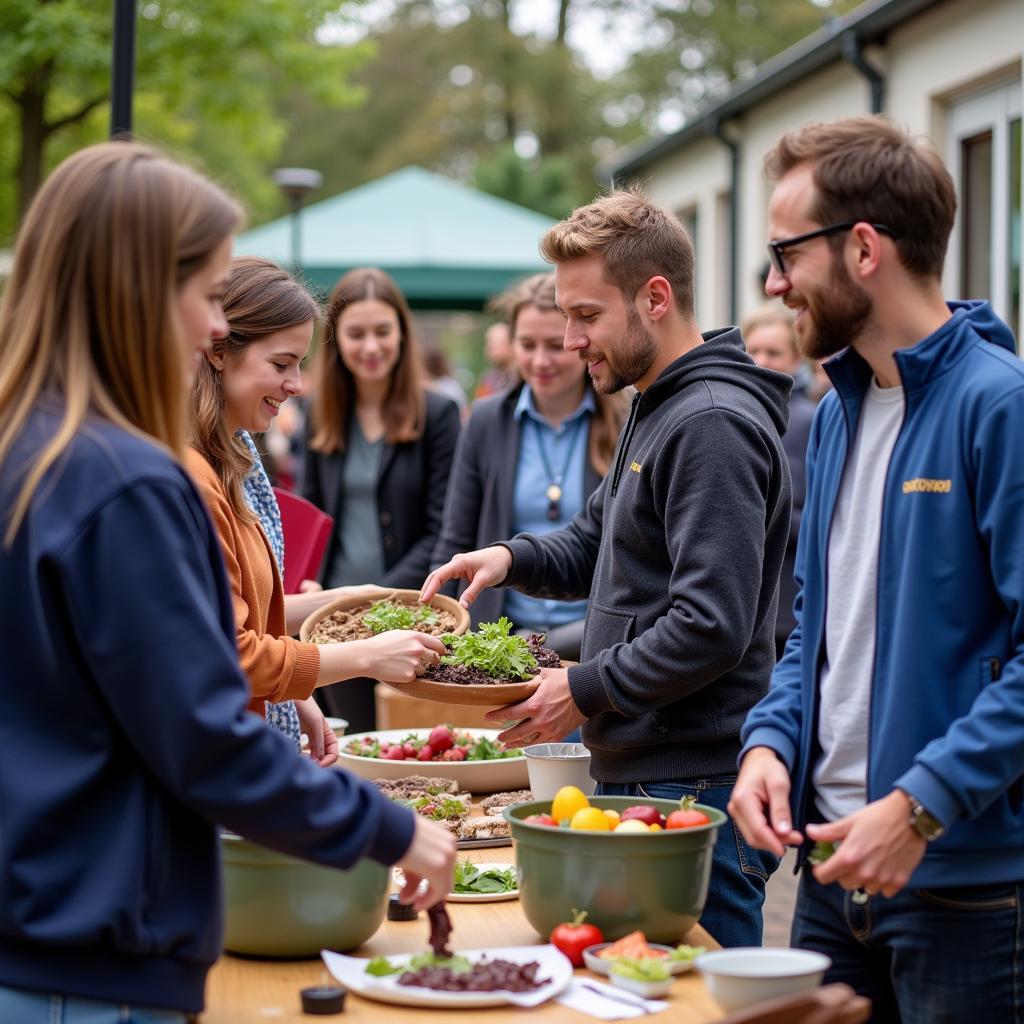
420, 546, 513, 609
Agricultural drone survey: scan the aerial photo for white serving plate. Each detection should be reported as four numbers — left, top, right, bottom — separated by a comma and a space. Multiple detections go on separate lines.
393, 863, 519, 903
336, 729, 528, 794
321, 944, 572, 1009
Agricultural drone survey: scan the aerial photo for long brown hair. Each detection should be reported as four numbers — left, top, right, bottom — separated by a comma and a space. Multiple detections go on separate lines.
307, 267, 425, 453
190, 256, 319, 523
0, 141, 241, 546
498, 272, 628, 477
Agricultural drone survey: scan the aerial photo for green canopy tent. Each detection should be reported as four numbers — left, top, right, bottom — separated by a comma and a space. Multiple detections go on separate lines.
235, 166, 555, 309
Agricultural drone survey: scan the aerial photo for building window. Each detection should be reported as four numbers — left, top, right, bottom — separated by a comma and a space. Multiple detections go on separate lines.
948, 79, 1023, 345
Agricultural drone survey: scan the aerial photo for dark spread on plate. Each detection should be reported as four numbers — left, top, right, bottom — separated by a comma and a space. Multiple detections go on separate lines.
398, 957, 547, 993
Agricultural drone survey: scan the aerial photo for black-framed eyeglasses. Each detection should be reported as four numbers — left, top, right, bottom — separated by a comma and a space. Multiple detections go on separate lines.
767, 221, 898, 276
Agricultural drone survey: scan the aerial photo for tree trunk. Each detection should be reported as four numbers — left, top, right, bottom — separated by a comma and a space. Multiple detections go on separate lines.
499, 0, 516, 140
16, 79, 48, 222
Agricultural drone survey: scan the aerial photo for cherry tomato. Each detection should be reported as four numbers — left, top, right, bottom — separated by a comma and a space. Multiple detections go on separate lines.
428, 725, 455, 753
549, 909, 603, 967
524, 813, 557, 826
665, 796, 710, 829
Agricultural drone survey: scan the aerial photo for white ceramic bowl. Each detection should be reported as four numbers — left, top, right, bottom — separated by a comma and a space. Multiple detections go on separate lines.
523, 743, 596, 800
336, 728, 528, 794
696, 948, 831, 1012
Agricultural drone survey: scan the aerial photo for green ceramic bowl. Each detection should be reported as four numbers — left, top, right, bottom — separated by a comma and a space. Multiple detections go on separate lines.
220, 833, 389, 958
505, 796, 724, 943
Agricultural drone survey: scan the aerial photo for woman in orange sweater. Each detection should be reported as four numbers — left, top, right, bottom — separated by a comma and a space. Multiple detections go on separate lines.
186, 258, 445, 746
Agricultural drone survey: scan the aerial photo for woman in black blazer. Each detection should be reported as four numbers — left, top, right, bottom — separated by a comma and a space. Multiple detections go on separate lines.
431, 273, 627, 660
302, 267, 460, 729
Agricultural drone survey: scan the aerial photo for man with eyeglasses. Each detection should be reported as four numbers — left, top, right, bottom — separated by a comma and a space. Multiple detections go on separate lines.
730, 115, 1024, 1019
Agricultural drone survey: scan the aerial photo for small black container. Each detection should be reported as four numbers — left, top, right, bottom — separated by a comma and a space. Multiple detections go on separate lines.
387, 892, 419, 921
300, 984, 346, 1014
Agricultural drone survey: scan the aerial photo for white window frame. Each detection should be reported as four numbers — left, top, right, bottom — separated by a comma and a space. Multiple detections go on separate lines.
945, 79, 1022, 336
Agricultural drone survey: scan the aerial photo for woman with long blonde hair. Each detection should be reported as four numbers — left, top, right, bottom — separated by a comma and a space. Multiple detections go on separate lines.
302, 267, 461, 730
187, 257, 446, 753
432, 272, 628, 660
0, 143, 453, 1023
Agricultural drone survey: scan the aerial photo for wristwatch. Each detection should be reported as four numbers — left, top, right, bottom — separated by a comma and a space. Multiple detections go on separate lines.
905, 794, 945, 842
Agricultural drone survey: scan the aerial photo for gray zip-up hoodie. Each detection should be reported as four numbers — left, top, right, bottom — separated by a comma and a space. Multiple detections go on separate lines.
502, 327, 792, 782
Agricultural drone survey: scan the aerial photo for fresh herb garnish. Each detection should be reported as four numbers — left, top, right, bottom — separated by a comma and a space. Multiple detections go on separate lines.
668, 944, 705, 962
452, 861, 518, 894
407, 795, 467, 820
440, 617, 538, 680
609, 957, 671, 982
362, 600, 440, 634
808, 840, 838, 865
407, 952, 472, 973
365, 955, 403, 976
465, 735, 523, 761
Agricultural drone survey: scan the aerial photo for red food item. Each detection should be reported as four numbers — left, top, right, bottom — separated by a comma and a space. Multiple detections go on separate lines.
428, 725, 455, 753
620, 805, 666, 829
402, 743, 418, 758
524, 813, 557, 827
666, 796, 711, 830
550, 909, 603, 967
416, 744, 435, 762
383, 746, 406, 761
447, 746, 467, 762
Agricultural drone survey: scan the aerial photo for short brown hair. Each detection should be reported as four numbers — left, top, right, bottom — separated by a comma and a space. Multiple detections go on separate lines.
308, 267, 425, 454
764, 116, 956, 279
190, 257, 319, 523
741, 303, 797, 354
540, 189, 695, 317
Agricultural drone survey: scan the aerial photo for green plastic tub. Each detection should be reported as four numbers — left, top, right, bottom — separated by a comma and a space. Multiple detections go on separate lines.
220, 833, 389, 958
505, 796, 724, 944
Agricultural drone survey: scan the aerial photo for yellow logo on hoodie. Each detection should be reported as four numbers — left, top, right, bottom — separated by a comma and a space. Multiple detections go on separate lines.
902, 478, 951, 494
630, 461, 643, 473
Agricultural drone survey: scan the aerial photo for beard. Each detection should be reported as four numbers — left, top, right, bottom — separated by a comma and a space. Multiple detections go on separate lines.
592, 305, 659, 394
794, 256, 873, 360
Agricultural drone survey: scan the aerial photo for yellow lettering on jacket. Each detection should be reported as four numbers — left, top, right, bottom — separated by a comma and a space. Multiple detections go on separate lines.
630, 461, 643, 473
902, 478, 952, 494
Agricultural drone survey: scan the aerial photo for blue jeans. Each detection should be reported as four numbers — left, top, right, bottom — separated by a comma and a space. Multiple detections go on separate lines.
0, 986, 187, 1023
791, 870, 1024, 1023
596, 776, 778, 948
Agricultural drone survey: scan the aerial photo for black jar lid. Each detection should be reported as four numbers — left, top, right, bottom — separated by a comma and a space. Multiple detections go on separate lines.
387, 892, 419, 921
300, 984, 346, 1015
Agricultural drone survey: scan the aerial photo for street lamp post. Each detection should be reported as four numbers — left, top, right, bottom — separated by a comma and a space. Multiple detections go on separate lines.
271, 168, 323, 277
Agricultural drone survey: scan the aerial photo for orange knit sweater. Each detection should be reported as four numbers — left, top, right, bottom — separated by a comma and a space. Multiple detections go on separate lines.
185, 449, 320, 715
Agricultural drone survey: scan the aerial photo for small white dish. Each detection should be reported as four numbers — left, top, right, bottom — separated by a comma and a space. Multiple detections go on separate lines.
392, 863, 519, 903
696, 947, 831, 1013
582, 942, 679, 976
608, 970, 674, 998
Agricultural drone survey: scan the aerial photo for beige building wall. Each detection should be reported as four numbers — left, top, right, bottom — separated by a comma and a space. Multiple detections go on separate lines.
633, 0, 1024, 336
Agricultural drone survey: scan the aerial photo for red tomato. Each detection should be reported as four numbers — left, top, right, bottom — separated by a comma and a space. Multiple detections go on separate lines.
416, 744, 435, 762
428, 725, 455, 752
524, 813, 557, 827
665, 796, 710, 829
550, 910, 603, 967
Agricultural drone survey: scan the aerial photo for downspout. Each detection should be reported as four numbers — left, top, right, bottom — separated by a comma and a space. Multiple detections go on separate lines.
708, 115, 740, 325
841, 31, 885, 113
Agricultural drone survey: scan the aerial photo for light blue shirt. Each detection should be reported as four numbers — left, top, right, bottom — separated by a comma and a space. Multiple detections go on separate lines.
504, 386, 594, 630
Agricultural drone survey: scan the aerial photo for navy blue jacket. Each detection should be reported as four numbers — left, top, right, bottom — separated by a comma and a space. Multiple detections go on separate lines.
742, 302, 1024, 887
0, 409, 413, 1013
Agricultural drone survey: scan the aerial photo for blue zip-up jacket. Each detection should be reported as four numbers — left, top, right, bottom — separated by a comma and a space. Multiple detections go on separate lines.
0, 408, 414, 1013
741, 302, 1024, 888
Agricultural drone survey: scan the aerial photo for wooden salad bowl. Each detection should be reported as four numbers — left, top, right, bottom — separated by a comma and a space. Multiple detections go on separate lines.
384, 659, 576, 708
298, 586, 470, 644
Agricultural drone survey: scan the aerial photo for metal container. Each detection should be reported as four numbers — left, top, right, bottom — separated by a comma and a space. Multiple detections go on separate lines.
505, 796, 724, 943
220, 833, 388, 958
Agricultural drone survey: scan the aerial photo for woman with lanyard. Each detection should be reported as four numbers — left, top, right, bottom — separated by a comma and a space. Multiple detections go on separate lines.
301, 267, 461, 732
432, 272, 628, 661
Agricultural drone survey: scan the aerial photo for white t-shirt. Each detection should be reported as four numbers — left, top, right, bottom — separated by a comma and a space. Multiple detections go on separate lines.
813, 377, 905, 822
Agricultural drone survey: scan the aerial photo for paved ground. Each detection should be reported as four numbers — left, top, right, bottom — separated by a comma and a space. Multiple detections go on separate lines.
763, 849, 800, 947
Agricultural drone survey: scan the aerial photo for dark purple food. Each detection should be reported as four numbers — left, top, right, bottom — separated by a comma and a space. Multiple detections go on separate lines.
422, 635, 560, 686
427, 902, 453, 958
397, 957, 547, 993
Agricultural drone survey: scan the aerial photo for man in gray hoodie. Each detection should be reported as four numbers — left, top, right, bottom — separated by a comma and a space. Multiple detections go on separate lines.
421, 190, 792, 947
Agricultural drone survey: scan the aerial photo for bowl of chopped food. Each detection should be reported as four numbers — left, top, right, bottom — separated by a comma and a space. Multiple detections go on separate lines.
695, 948, 832, 1012
505, 793, 724, 943
582, 934, 703, 976
220, 833, 389, 958
380, 617, 562, 707
337, 726, 529, 793
299, 587, 470, 645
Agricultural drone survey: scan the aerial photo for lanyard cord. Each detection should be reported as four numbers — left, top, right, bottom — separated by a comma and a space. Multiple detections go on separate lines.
531, 414, 586, 517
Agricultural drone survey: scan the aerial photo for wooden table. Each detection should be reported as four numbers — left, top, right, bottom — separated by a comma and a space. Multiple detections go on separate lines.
201, 849, 726, 1022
